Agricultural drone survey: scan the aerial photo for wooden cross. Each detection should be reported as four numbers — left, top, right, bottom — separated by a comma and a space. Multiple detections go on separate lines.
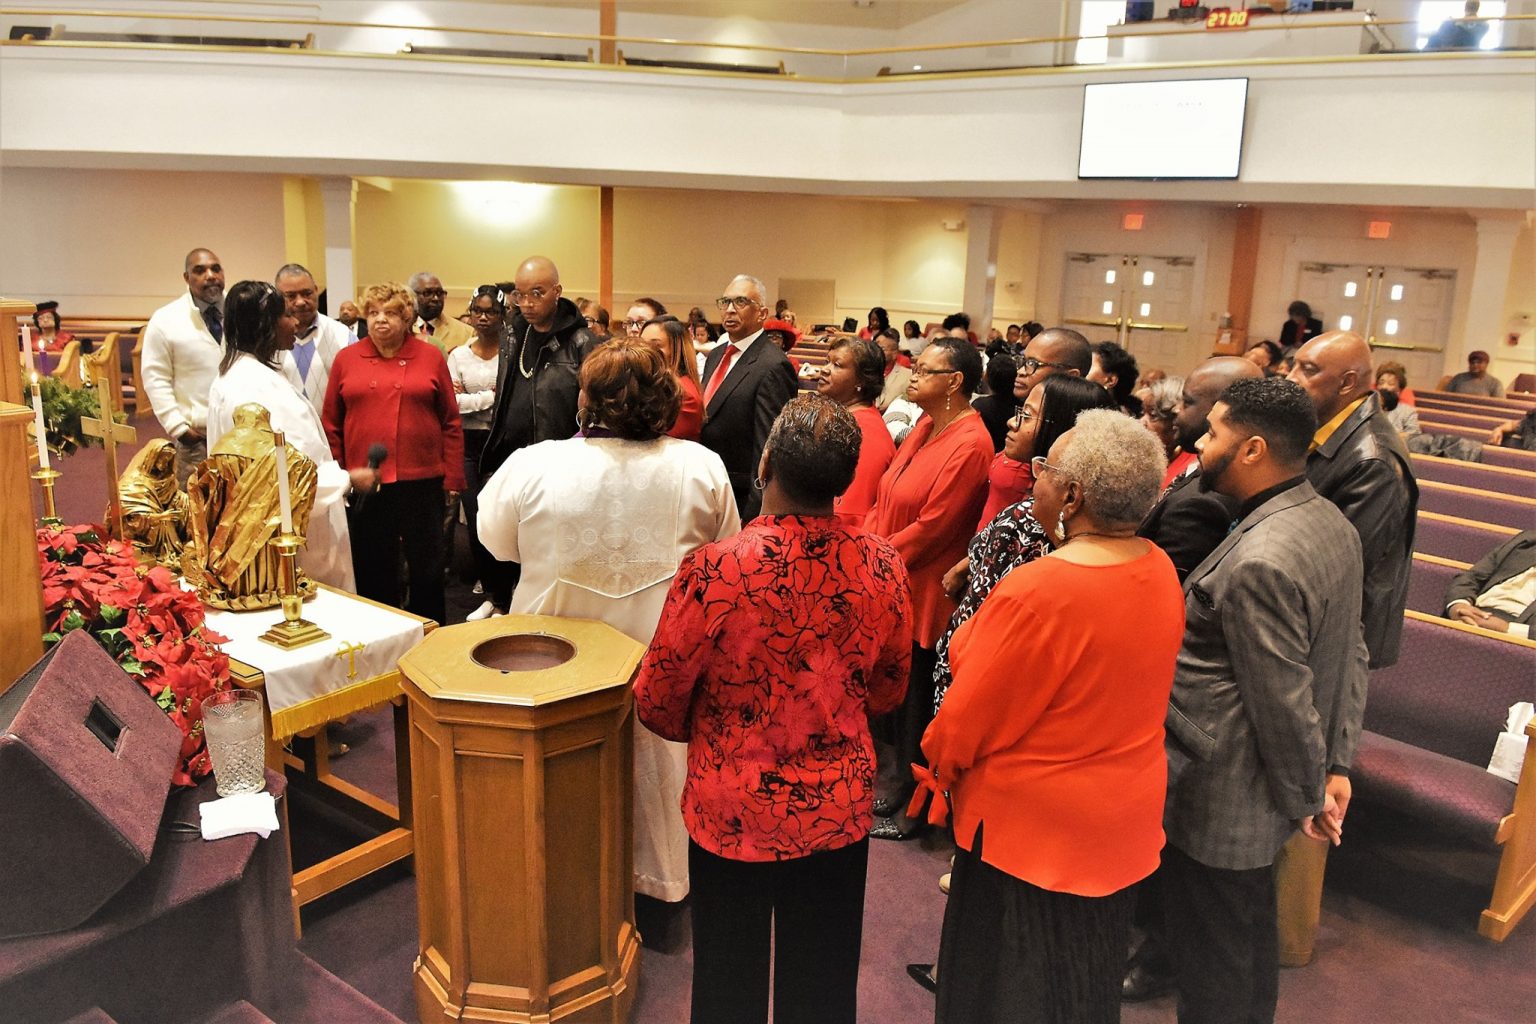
335, 640, 367, 681
79, 364, 137, 539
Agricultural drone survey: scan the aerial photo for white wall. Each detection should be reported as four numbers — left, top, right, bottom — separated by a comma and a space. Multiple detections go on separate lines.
0, 168, 286, 314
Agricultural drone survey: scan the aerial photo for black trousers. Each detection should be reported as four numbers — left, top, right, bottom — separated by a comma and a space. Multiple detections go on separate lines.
936, 824, 1134, 1024
459, 429, 499, 589
348, 476, 447, 627
688, 838, 868, 1024
1160, 842, 1279, 1024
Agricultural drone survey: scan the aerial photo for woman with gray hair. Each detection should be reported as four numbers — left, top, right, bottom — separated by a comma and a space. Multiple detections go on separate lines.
915, 409, 1185, 1024
1138, 374, 1191, 485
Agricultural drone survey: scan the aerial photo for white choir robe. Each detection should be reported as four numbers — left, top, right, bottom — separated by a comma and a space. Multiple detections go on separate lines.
207, 352, 357, 592
477, 435, 740, 902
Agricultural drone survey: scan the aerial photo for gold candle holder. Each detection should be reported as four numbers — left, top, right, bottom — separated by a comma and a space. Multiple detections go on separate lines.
258, 533, 330, 650
31, 467, 62, 526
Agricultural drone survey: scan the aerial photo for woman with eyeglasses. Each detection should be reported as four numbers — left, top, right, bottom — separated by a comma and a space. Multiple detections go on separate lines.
917, 410, 1182, 1024
624, 297, 667, 338
640, 314, 705, 442
451, 286, 506, 619
816, 336, 896, 524
864, 337, 993, 841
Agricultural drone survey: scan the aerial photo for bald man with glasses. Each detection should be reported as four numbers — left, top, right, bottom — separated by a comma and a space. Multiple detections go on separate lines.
698, 274, 799, 519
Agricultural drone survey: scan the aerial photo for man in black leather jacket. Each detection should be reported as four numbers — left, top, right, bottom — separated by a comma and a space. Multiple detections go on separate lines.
1277, 329, 1417, 969
478, 255, 601, 611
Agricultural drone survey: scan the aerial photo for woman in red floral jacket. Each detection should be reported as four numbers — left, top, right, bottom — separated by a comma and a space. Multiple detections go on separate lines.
634, 395, 912, 1024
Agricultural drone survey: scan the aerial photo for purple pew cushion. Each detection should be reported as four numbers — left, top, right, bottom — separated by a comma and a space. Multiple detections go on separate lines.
1407, 559, 1461, 616
1417, 486, 1536, 532
1415, 516, 1516, 563
1354, 732, 1515, 848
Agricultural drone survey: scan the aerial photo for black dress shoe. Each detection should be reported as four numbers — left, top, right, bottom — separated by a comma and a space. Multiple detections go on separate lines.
1121, 962, 1175, 1002
906, 963, 937, 994
869, 817, 919, 841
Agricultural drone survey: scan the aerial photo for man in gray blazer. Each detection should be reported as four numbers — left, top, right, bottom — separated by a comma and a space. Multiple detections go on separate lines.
1162, 377, 1370, 1024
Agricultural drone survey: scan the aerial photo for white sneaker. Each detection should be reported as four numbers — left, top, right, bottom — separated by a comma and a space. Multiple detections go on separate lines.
466, 600, 497, 621
471, 580, 484, 595
490, 610, 505, 618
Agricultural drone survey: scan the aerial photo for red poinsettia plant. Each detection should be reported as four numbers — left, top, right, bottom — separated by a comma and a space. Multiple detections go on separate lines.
38, 523, 232, 787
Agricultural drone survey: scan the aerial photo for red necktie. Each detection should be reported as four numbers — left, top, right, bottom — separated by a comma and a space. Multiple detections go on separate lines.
703, 343, 739, 405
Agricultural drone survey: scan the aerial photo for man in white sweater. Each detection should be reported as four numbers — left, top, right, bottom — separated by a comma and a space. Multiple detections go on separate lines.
141, 247, 226, 484
275, 263, 351, 418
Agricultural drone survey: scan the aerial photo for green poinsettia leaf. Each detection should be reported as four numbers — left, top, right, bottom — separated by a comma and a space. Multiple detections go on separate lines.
120, 657, 144, 676
60, 609, 85, 633
154, 686, 176, 712
41, 632, 61, 646
100, 605, 125, 626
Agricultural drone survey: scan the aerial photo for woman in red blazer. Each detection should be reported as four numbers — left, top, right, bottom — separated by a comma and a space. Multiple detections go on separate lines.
817, 336, 896, 525
635, 396, 912, 1024
865, 337, 993, 840
323, 282, 464, 626
918, 410, 1185, 1024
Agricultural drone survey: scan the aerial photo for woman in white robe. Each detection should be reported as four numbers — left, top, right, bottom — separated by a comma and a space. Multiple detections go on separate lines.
477, 338, 739, 904
206, 281, 375, 591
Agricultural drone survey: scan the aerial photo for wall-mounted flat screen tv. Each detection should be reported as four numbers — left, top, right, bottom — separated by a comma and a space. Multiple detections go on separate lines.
1078, 78, 1248, 180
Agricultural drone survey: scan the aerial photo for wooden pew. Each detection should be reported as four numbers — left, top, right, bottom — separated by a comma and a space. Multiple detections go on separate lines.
1353, 611, 1536, 940
1410, 453, 1536, 499
1417, 389, 1536, 415
48, 340, 82, 388
1417, 479, 1536, 532
1407, 551, 1472, 616
1414, 510, 1517, 563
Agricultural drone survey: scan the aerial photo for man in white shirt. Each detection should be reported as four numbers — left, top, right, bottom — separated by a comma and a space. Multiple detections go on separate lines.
140, 247, 226, 485
275, 263, 351, 418
410, 271, 474, 355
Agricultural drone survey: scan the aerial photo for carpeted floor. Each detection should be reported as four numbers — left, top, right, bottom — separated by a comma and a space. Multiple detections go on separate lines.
32, 412, 1536, 1024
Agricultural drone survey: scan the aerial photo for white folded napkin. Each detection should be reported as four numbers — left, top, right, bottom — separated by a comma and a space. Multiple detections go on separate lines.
198, 791, 281, 841
1488, 701, 1534, 785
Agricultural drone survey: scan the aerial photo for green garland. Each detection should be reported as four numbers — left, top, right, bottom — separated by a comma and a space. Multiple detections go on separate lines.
22, 376, 126, 458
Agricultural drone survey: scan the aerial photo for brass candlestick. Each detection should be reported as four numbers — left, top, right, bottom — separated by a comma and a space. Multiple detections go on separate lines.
31, 467, 62, 526
258, 533, 330, 650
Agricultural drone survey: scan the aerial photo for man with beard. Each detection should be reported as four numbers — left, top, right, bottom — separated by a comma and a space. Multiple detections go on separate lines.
1122, 355, 1263, 1003
476, 255, 600, 615
142, 247, 227, 485
410, 271, 475, 355
1161, 376, 1368, 1024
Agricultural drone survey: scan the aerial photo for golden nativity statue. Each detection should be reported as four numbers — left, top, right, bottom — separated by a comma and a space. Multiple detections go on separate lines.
117, 438, 191, 571
181, 403, 319, 611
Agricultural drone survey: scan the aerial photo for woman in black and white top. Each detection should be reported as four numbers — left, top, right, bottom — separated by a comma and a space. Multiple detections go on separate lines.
449, 285, 505, 620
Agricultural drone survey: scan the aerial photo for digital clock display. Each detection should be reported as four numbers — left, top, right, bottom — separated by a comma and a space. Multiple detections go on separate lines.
1206, 8, 1251, 29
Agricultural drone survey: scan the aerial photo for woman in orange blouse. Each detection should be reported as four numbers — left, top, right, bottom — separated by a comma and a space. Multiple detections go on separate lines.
918, 409, 1184, 1024
865, 337, 993, 840
640, 315, 705, 442
817, 336, 895, 524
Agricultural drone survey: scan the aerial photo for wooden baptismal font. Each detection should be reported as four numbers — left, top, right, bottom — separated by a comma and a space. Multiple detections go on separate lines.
399, 615, 645, 1023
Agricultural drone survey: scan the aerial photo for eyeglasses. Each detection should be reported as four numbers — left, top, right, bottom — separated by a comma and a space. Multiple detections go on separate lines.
1030, 455, 1066, 477
468, 307, 502, 319
623, 318, 648, 330
1008, 405, 1034, 428
910, 366, 960, 380
1019, 356, 1074, 375
715, 296, 758, 311
584, 316, 601, 326
414, 288, 446, 299
510, 288, 551, 303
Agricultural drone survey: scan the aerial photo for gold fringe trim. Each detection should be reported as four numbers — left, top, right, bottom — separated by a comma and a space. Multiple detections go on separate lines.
268, 670, 402, 741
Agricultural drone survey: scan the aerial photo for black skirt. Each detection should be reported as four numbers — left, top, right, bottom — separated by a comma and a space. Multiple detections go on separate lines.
935, 823, 1136, 1024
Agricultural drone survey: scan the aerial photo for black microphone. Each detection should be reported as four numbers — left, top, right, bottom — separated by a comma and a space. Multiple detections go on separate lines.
353, 444, 387, 511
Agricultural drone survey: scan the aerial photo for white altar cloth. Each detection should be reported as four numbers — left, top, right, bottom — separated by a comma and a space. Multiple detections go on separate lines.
204, 588, 426, 738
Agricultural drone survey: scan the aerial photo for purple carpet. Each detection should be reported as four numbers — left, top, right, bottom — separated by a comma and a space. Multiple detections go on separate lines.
30, 413, 1536, 1024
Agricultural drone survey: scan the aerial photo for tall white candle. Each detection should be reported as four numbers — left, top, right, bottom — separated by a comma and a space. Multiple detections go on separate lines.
273, 431, 294, 535
20, 324, 35, 377
30, 373, 50, 470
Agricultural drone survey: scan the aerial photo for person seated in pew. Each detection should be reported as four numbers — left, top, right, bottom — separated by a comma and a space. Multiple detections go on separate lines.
1488, 409, 1536, 451
1444, 350, 1505, 398
1445, 529, 1536, 638
32, 300, 83, 354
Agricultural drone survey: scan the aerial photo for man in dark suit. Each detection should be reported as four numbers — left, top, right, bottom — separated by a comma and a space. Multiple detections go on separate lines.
1446, 530, 1536, 636
1279, 329, 1418, 966
699, 274, 799, 520
1123, 355, 1262, 1003
1278, 300, 1322, 351
1162, 377, 1369, 1024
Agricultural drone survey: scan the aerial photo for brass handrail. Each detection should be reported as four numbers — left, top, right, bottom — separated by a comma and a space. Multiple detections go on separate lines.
2, 6, 1531, 61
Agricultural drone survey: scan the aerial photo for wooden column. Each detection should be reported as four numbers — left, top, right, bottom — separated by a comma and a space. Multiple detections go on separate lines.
2, 298, 38, 407
0, 401, 46, 691
1218, 205, 1263, 355
600, 186, 615, 312
598, 0, 616, 64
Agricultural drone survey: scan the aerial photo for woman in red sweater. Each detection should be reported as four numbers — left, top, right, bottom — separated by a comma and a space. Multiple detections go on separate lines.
635, 395, 912, 1024
865, 337, 993, 840
323, 282, 464, 625
817, 336, 895, 524
917, 409, 1184, 1024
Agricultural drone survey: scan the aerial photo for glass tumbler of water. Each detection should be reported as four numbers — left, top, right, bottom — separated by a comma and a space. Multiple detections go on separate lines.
201, 689, 267, 796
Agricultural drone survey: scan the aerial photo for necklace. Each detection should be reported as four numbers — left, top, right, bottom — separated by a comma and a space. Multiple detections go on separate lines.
1065, 529, 1137, 543
926, 406, 974, 442
517, 322, 543, 379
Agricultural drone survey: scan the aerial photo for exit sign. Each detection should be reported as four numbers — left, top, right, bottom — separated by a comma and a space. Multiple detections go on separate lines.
1206, 8, 1251, 29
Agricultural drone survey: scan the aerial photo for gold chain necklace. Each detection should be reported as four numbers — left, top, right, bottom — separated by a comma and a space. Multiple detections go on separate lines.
517, 322, 542, 379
